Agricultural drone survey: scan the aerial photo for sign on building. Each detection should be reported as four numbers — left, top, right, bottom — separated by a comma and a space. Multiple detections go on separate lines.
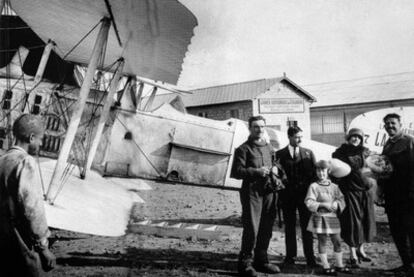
259, 98, 304, 113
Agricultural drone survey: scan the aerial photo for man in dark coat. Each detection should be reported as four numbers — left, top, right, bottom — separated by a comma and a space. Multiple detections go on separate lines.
231, 115, 282, 277
0, 114, 55, 276
276, 126, 317, 267
381, 113, 414, 275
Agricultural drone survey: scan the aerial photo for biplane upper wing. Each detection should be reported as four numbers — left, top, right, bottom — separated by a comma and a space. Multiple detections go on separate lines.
9, 0, 197, 84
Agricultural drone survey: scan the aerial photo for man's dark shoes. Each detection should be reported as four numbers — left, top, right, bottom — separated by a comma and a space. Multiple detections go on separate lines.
283, 257, 295, 265
253, 262, 281, 274
307, 259, 320, 268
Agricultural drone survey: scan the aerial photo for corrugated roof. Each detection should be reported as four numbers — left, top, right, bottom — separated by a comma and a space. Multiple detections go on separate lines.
140, 76, 315, 109
184, 78, 281, 107
305, 72, 414, 108
184, 77, 315, 107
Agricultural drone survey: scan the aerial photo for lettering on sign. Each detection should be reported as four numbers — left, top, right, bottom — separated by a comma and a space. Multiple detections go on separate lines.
259, 98, 304, 113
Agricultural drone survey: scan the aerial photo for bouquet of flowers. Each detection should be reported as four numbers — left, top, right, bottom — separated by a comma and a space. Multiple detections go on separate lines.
360, 154, 393, 207
365, 154, 393, 179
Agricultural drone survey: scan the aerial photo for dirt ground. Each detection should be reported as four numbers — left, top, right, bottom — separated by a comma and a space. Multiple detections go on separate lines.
47, 181, 402, 277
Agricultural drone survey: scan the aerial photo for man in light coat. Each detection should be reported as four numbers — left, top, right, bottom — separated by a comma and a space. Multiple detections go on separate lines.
0, 114, 55, 276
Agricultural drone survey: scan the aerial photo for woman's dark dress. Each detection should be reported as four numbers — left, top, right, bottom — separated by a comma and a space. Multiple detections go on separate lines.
332, 144, 376, 247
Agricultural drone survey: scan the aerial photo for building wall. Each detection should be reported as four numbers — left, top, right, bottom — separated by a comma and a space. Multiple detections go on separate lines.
187, 101, 253, 122
310, 99, 414, 146
253, 81, 312, 138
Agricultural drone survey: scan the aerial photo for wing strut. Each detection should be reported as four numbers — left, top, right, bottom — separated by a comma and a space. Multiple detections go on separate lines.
46, 17, 111, 203
34, 40, 55, 84
80, 58, 125, 179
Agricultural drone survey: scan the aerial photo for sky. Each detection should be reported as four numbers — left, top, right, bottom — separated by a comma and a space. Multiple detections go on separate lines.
177, 0, 414, 89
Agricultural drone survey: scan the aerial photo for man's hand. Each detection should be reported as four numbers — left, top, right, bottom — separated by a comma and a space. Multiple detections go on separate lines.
256, 167, 270, 177
39, 248, 56, 272
271, 166, 279, 176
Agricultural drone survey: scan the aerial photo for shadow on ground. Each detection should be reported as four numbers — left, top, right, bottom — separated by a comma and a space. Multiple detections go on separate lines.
56, 247, 395, 277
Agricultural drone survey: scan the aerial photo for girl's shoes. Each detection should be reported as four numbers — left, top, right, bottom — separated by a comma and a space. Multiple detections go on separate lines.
356, 251, 372, 262
322, 268, 336, 276
348, 258, 360, 268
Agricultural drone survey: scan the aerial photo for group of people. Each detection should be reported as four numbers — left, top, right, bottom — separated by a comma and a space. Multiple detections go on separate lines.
1, 112, 413, 277
231, 113, 414, 277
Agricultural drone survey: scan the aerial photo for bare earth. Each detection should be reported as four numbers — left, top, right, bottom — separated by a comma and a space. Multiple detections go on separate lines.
47, 181, 400, 277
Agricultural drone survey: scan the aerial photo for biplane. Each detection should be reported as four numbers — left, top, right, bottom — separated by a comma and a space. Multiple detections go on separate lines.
0, 0, 337, 236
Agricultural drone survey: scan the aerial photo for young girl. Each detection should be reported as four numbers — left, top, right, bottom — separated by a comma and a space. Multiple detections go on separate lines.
305, 160, 350, 275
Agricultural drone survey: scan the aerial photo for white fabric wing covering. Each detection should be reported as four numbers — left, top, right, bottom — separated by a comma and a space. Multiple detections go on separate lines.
9, 0, 197, 84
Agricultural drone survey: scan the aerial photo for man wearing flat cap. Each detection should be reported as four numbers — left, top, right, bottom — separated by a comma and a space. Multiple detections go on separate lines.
0, 114, 55, 276
231, 115, 283, 277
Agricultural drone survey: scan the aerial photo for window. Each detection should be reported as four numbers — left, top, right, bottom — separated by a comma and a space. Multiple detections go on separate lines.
42, 135, 61, 152
2, 90, 12, 110
311, 115, 323, 134
198, 112, 208, 118
230, 109, 239, 119
311, 112, 346, 135
41, 115, 62, 153
46, 115, 60, 131
32, 95, 42, 115
0, 128, 5, 149
322, 113, 344, 133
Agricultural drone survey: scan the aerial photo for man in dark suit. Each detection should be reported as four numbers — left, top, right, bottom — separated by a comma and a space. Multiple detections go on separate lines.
276, 126, 317, 267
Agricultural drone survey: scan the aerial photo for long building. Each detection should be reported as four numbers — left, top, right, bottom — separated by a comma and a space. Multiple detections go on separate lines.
305, 72, 414, 146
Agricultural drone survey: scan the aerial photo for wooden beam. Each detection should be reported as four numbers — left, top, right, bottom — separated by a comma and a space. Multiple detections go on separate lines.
34, 40, 55, 84
81, 58, 125, 179
46, 18, 111, 202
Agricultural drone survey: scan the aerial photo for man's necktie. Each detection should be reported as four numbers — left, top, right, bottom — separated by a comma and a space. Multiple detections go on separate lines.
293, 147, 297, 159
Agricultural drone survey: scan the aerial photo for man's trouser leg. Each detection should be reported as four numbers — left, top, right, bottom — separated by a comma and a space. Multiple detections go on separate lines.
239, 185, 262, 265
298, 198, 315, 263
407, 204, 414, 268
282, 198, 297, 259
387, 205, 411, 266
254, 192, 277, 263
